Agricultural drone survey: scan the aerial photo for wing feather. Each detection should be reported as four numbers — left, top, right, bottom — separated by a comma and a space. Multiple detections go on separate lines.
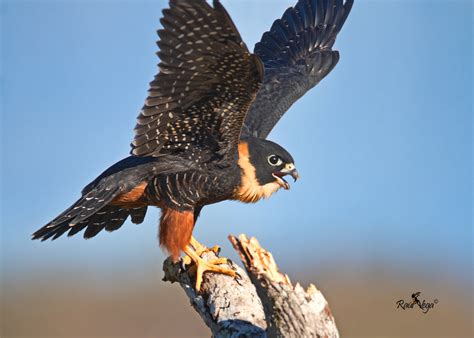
242, 0, 353, 139
131, 0, 263, 163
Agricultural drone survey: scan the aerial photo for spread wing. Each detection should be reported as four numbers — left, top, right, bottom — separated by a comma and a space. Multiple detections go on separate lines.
132, 0, 263, 164
242, 0, 353, 139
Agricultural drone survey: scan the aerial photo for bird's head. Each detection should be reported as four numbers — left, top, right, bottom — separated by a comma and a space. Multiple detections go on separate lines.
234, 138, 299, 203
246, 137, 299, 189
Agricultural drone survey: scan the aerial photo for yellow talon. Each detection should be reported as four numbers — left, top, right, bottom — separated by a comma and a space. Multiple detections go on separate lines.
184, 237, 236, 292
189, 237, 221, 256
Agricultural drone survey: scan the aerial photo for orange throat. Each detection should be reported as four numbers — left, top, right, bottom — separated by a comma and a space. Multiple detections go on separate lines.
233, 142, 281, 203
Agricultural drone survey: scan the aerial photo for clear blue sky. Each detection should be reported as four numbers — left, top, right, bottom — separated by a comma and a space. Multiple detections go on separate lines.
1, 1, 472, 286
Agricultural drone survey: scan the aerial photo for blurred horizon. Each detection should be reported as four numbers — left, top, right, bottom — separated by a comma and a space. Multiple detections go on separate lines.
1, 0, 472, 337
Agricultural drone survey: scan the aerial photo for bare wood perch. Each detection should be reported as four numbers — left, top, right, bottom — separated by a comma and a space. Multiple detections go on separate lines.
163, 247, 267, 337
163, 234, 339, 337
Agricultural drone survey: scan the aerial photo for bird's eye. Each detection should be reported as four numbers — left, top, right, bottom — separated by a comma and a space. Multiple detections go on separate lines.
267, 155, 282, 166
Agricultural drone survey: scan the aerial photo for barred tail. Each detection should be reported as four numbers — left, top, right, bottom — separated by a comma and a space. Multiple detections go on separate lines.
32, 186, 148, 241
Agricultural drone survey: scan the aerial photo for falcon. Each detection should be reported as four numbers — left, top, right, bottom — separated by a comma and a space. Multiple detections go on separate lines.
33, 0, 353, 291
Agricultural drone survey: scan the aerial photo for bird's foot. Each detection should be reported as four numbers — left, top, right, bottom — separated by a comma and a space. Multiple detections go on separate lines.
190, 236, 221, 256
181, 237, 220, 267
183, 242, 236, 292
181, 237, 221, 266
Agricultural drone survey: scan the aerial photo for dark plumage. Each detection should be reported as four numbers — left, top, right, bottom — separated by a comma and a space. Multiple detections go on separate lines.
132, 0, 263, 162
243, 0, 354, 139
33, 0, 352, 291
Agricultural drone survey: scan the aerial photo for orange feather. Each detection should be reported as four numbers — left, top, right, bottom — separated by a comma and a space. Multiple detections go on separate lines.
159, 208, 194, 261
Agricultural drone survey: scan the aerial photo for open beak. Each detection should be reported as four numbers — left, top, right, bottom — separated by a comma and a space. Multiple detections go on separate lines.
272, 163, 299, 190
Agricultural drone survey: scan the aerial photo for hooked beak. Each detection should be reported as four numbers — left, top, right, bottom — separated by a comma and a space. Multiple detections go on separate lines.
272, 163, 299, 190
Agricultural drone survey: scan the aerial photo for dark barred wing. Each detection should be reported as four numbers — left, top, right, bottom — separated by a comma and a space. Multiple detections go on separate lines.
132, 0, 263, 164
242, 0, 353, 139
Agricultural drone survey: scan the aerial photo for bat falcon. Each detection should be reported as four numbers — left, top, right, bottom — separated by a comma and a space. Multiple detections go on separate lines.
33, 0, 353, 291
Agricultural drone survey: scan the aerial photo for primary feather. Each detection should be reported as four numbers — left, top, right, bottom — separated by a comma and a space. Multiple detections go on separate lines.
242, 0, 354, 139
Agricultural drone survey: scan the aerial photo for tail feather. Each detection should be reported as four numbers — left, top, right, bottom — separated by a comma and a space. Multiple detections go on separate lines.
34, 224, 64, 241
32, 192, 148, 241
130, 206, 148, 224
65, 187, 120, 226
33, 155, 160, 241
66, 221, 89, 238
44, 187, 119, 229
104, 207, 130, 233
51, 225, 70, 240
83, 222, 106, 239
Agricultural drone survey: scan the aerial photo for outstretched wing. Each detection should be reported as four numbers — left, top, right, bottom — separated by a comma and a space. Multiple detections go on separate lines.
242, 0, 353, 139
131, 0, 263, 165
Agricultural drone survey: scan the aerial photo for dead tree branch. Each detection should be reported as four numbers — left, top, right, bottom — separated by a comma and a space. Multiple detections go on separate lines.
163, 248, 267, 337
163, 234, 339, 338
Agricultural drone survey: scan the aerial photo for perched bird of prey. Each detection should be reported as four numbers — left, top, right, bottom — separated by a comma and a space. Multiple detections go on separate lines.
33, 0, 353, 290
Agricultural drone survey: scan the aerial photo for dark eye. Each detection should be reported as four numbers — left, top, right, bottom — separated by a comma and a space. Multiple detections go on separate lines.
267, 154, 282, 166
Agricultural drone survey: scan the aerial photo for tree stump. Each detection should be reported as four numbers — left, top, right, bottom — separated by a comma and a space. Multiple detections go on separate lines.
163, 234, 339, 338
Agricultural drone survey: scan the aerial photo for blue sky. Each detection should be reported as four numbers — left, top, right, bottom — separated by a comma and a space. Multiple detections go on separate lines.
1, 0, 472, 286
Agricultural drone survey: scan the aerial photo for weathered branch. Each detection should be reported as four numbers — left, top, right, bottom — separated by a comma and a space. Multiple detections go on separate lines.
163, 234, 338, 338
229, 234, 339, 338
163, 249, 267, 337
